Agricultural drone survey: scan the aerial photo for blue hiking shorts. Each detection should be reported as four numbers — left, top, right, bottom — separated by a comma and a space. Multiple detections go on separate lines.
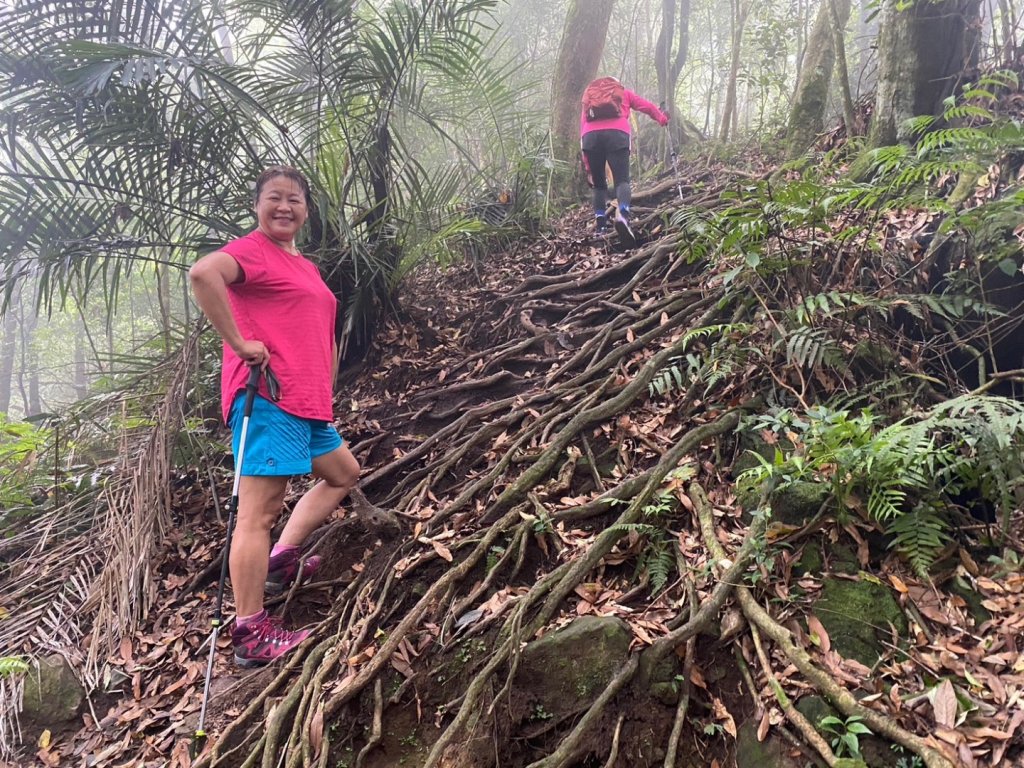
229, 394, 343, 476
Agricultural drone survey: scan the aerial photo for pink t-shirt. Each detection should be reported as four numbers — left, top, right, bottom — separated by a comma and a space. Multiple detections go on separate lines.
579, 89, 668, 139
218, 230, 337, 423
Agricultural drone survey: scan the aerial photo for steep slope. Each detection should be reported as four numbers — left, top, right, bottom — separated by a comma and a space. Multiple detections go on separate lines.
9, 146, 1024, 768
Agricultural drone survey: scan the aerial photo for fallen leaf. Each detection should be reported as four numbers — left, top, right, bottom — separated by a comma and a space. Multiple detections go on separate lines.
806, 614, 831, 653
309, 706, 325, 758
119, 635, 133, 664
757, 709, 770, 741
888, 573, 909, 594
932, 679, 958, 729
712, 697, 737, 738
430, 540, 453, 562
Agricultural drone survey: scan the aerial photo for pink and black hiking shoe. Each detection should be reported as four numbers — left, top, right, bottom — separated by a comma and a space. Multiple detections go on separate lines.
232, 615, 310, 667
265, 549, 321, 595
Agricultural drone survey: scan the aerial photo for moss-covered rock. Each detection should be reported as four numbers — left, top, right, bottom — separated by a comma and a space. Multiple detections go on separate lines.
773, 481, 830, 526
794, 544, 824, 577
830, 542, 861, 575
22, 653, 84, 725
644, 652, 682, 706
515, 616, 631, 718
814, 577, 907, 666
735, 719, 801, 768
795, 695, 837, 727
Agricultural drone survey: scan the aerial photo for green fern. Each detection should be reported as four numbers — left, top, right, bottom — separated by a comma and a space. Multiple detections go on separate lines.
649, 324, 750, 398
782, 326, 838, 370
644, 538, 676, 595
0, 656, 28, 677
740, 396, 1024, 574
887, 507, 950, 579
608, 522, 662, 536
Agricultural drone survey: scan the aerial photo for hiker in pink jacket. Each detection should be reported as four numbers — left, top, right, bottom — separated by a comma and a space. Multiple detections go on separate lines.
580, 77, 669, 240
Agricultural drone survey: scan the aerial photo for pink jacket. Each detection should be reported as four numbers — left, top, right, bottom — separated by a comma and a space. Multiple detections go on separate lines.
579, 89, 668, 138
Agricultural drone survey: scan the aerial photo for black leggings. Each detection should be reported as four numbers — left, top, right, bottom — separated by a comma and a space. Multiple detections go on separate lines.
582, 129, 631, 214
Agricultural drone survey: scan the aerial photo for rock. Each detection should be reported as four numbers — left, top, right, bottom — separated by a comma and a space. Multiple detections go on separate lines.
772, 481, 830, 526
794, 545, 823, 577
21, 653, 84, 725
515, 616, 631, 718
735, 719, 801, 768
813, 578, 907, 666
795, 695, 836, 726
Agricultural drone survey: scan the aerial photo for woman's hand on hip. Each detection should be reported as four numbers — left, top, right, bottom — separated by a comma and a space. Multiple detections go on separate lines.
235, 339, 271, 369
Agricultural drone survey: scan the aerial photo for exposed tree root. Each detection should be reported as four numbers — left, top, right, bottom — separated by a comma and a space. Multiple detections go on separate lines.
691, 482, 959, 768
180, 170, 1013, 768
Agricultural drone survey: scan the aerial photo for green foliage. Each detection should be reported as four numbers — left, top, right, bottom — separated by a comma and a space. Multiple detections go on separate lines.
649, 324, 752, 399
741, 396, 1024, 576
0, 656, 28, 677
819, 715, 871, 759
0, 414, 52, 518
0, 0, 532, 354
485, 545, 506, 574
607, 467, 695, 595
869, 71, 1022, 193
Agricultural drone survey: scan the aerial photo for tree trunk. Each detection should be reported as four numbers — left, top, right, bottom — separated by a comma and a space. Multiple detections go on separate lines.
156, 262, 171, 355
719, 0, 750, 142
867, 0, 982, 148
0, 311, 15, 414
785, 0, 851, 157
654, 0, 692, 137
549, 0, 615, 176
831, 0, 857, 137
73, 321, 88, 401
852, 0, 881, 98
17, 305, 40, 417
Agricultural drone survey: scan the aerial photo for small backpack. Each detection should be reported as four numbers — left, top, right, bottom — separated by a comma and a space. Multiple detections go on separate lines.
582, 77, 625, 122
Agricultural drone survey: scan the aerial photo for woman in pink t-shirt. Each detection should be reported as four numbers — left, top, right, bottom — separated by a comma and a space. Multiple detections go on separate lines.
190, 165, 360, 666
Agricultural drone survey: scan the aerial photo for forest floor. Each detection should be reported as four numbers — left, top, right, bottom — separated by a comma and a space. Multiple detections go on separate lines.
9, 138, 1024, 768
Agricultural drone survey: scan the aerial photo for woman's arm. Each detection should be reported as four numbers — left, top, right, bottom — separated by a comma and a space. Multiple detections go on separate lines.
189, 250, 269, 366
626, 91, 669, 125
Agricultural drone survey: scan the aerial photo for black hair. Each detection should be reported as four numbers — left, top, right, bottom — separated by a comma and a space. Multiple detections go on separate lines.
254, 165, 312, 206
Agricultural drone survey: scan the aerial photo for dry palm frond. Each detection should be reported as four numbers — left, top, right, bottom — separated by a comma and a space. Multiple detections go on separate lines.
0, 324, 202, 761
0, 672, 24, 760
82, 326, 200, 679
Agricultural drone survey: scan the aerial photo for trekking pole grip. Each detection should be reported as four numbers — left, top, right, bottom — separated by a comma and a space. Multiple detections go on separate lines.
243, 364, 261, 418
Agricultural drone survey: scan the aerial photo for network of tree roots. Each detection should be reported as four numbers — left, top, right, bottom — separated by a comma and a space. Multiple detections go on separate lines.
25, 154, 1024, 768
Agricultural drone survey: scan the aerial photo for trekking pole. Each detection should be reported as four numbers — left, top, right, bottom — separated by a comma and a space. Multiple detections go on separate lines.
195, 364, 261, 746
661, 103, 685, 202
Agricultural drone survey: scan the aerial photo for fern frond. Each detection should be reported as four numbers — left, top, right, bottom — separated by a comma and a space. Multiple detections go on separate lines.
888, 506, 950, 578
608, 523, 661, 536
780, 326, 842, 371
646, 542, 676, 595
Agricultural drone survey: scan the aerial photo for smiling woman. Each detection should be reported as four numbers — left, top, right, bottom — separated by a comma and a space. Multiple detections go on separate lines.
188, 165, 360, 668
252, 165, 310, 252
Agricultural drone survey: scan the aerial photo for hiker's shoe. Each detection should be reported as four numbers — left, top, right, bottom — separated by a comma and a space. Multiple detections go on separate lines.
232, 615, 310, 668
614, 208, 636, 245
265, 550, 321, 595
594, 214, 610, 235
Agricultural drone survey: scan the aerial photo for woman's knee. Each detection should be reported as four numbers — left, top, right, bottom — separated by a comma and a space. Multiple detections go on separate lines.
237, 476, 288, 529
314, 446, 360, 489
